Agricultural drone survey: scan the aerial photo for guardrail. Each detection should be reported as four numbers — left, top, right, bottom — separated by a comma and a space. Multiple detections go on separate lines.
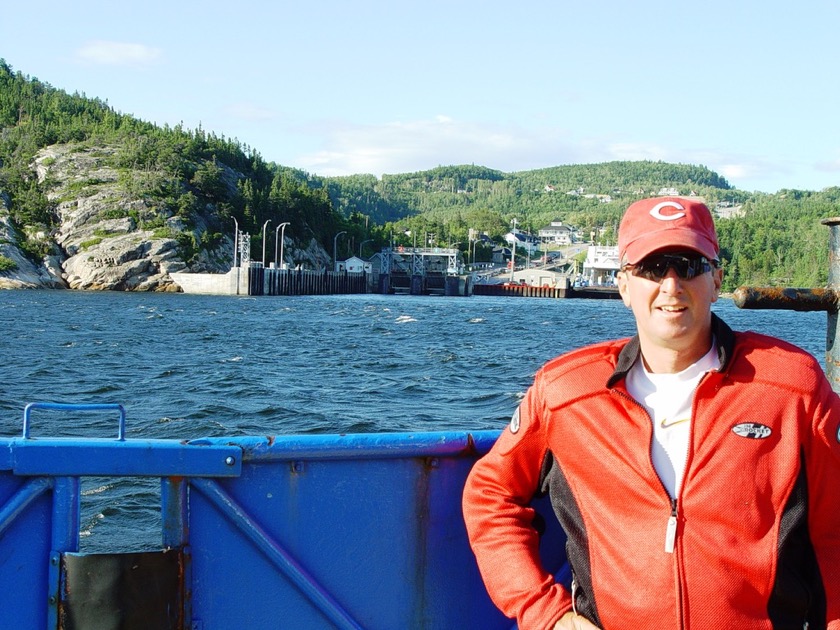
0, 404, 567, 629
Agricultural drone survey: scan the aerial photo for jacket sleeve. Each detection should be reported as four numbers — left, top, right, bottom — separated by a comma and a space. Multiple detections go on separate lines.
462, 370, 571, 629
807, 374, 840, 629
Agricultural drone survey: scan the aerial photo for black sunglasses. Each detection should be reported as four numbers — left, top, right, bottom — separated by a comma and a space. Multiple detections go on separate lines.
623, 253, 718, 282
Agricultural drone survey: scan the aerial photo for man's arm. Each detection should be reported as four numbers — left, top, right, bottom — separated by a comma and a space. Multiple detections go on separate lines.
462, 379, 573, 629
809, 378, 840, 629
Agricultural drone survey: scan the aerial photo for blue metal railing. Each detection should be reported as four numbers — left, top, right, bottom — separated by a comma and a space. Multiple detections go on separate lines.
1, 403, 561, 629
22, 401, 127, 440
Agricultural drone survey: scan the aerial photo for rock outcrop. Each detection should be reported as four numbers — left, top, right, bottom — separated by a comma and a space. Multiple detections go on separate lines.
0, 143, 330, 291
0, 194, 64, 289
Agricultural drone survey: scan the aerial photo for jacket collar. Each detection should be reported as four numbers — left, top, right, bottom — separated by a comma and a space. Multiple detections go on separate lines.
607, 313, 735, 388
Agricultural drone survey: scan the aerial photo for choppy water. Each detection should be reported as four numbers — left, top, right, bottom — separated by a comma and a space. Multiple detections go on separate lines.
0, 290, 828, 550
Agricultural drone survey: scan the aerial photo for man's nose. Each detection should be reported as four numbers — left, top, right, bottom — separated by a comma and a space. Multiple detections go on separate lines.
659, 267, 684, 291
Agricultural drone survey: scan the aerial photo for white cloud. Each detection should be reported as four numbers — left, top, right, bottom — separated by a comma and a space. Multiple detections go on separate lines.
289, 115, 806, 192
294, 116, 587, 177
604, 143, 670, 162
75, 40, 162, 68
815, 157, 840, 174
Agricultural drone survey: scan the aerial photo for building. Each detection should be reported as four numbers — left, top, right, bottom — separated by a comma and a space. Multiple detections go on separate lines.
492, 246, 512, 265
538, 219, 576, 245
504, 230, 540, 255
580, 245, 620, 287
336, 256, 372, 273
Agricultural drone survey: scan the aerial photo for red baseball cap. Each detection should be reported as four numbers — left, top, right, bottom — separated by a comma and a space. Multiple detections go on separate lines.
618, 197, 719, 264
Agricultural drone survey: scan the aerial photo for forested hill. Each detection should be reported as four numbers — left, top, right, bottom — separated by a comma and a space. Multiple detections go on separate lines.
0, 59, 345, 282
317, 161, 741, 249
1, 59, 839, 293
320, 161, 736, 227
318, 163, 839, 292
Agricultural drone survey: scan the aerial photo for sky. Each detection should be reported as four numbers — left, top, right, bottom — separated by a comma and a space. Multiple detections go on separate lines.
3, 0, 840, 194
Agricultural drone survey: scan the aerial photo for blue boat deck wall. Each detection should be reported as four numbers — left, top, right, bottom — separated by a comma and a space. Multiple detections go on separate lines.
0, 405, 569, 629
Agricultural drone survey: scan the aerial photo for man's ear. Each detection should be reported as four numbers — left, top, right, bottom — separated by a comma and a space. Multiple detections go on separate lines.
711, 267, 723, 302
617, 272, 632, 308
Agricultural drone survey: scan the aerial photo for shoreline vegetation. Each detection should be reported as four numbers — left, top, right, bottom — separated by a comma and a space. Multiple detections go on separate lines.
1, 59, 838, 294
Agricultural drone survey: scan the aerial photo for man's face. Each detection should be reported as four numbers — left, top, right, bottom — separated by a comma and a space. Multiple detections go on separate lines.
617, 251, 723, 370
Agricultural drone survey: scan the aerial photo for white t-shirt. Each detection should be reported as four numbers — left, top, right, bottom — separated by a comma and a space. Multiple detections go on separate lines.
625, 344, 720, 499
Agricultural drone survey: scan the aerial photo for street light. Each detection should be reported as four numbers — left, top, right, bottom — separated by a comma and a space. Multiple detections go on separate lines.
275, 222, 290, 269
232, 217, 239, 268
261, 219, 271, 266
333, 231, 346, 272
510, 218, 518, 281
359, 239, 373, 257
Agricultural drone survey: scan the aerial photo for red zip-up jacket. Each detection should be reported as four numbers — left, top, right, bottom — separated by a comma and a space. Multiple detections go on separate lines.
463, 316, 840, 629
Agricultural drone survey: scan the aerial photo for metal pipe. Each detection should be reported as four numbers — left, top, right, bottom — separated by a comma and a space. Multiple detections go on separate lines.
0, 477, 53, 538
261, 219, 271, 267
275, 222, 290, 269
191, 478, 364, 630
735, 217, 840, 391
510, 218, 518, 282
732, 287, 838, 312
23, 402, 126, 440
232, 218, 239, 268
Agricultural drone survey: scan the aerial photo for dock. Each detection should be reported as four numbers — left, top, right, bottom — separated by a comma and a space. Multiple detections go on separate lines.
473, 283, 620, 299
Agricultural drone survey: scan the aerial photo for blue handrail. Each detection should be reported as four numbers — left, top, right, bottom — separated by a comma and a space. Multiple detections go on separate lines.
22, 402, 127, 440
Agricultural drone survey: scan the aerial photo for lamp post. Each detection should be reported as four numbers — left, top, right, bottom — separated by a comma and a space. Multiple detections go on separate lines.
359, 239, 373, 257
333, 231, 346, 272
232, 217, 239, 268
260, 220, 271, 267
510, 218, 518, 281
275, 222, 290, 269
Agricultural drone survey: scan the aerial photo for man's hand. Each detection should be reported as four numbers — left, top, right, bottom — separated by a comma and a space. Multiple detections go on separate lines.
553, 611, 600, 629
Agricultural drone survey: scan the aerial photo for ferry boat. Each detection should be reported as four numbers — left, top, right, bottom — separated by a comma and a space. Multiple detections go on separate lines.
0, 402, 565, 629
4, 213, 839, 627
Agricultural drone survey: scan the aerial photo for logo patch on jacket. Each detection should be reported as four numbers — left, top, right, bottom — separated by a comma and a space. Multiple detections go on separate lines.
731, 422, 772, 439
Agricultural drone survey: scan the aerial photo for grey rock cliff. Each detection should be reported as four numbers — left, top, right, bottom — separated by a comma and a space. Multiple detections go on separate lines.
0, 143, 329, 291
0, 194, 64, 289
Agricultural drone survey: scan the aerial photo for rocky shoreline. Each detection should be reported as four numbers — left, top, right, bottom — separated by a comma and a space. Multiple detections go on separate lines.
0, 143, 330, 291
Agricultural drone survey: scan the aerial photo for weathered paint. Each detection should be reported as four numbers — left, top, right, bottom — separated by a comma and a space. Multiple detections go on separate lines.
732, 286, 838, 312
0, 404, 564, 629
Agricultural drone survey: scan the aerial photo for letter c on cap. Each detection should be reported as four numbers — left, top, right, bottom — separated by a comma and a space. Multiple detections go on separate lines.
649, 201, 685, 221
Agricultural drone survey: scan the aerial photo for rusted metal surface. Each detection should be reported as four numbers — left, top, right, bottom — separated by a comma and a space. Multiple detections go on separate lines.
60, 550, 184, 629
736, 217, 840, 392
732, 286, 838, 312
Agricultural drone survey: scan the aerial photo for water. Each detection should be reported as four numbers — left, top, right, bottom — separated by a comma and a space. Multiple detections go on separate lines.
0, 290, 828, 550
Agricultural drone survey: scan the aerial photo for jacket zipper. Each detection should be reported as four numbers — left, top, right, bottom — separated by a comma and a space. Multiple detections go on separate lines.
610, 362, 721, 628
665, 499, 678, 553
613, 387, 685, 627
613, 388, 678, 530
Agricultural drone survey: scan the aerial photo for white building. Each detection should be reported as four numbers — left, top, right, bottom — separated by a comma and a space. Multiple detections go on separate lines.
581, 245, 620, 287
337, 256, 372, 273
538, 219, 576, 245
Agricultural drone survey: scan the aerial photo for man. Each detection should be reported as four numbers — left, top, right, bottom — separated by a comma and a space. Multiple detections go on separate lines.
462, 197, 840, 629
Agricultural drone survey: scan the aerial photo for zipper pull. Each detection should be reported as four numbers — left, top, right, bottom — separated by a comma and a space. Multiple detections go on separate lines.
665, 515, 677, 553
665, 500, 678, 553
